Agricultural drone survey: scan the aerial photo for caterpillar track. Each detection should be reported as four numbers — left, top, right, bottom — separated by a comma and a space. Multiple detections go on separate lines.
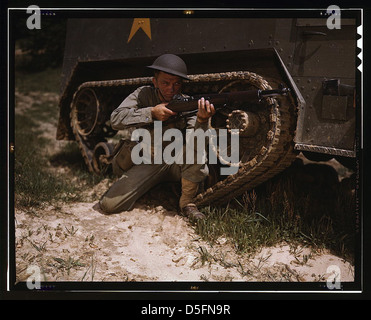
69, 71, 298, 206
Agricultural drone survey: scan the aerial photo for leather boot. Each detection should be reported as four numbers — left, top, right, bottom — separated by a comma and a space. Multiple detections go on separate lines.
179, 178, 205, 220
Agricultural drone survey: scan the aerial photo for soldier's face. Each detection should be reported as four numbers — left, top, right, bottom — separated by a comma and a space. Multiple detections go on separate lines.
152, 71, 182, 102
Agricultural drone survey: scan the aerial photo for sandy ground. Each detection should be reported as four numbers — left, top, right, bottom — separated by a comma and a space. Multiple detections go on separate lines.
14, 90, 355, 287
15, 199, 354, 283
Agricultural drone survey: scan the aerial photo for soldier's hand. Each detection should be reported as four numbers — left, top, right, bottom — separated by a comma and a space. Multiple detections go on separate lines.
151, 103, 177, 121
197, 97, 216, 123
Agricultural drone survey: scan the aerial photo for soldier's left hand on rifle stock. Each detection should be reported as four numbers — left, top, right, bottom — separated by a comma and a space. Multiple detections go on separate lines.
196, 97, 216, 123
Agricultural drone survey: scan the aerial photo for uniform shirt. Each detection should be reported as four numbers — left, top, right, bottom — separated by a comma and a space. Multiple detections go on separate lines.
110, 85, 208, 132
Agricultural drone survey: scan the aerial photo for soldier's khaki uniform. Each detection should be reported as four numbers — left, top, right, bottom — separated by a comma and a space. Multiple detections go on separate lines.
99, 86, 209, 213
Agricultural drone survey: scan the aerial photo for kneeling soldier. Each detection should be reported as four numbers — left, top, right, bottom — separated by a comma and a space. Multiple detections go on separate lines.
99, 54, 215, 220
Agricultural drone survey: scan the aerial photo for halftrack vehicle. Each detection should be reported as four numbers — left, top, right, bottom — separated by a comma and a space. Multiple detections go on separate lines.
57, 15, 358, 206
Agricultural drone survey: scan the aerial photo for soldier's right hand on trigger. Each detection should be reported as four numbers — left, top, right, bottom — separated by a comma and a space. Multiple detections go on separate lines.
151, 103, 177, 121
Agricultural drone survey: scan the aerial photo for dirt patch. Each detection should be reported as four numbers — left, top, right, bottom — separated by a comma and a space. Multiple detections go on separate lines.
15, 198, 354, 283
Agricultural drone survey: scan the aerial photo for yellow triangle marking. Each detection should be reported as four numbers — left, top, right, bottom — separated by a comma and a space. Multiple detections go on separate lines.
127, 18, 151, 43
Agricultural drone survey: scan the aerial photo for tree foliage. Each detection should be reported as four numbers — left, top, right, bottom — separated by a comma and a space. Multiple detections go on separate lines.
14, 15, 67, 72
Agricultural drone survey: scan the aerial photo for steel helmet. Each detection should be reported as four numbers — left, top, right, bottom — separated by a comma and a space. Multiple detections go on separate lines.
147, 54, 189, 80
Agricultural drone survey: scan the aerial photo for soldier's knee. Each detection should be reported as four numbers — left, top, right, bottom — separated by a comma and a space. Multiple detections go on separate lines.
99, 197, 121, 214
99, 195, 133, 214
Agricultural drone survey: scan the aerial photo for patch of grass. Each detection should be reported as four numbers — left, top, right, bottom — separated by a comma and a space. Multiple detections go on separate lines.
197, 204, 284, 254
14, 113, 103, 207
15, 116, 105, 208
14, 66, 109, 207
14, 68, 85, 207
49, 142, 109, 188
197, 166, 356, 262
14, 118, 82, 207
26, 99, 59, 123
51, 256, 86, 276
15, 67, 62, 94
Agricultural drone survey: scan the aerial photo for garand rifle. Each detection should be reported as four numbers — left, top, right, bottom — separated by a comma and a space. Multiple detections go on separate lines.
166, 84, 290, 115
123, 85, 290, 129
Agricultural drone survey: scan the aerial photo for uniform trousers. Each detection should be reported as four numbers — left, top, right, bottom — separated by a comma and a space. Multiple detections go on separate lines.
99, 158, 208, 213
